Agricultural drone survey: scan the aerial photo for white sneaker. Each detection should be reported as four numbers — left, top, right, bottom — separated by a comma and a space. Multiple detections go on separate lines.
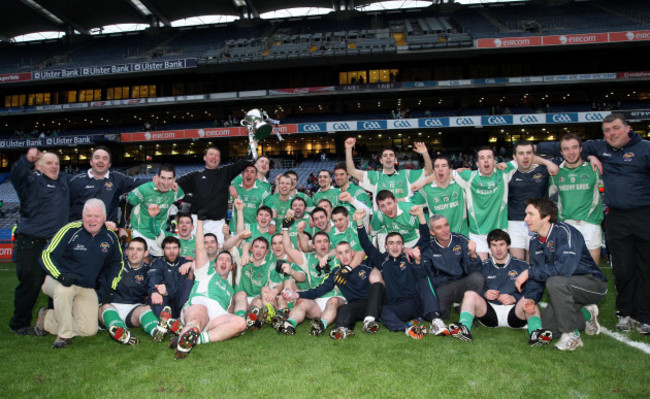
429, 318, 450, 336
554, 331, 583, 351
616, 315, 635, 332
583, 304, 601, 335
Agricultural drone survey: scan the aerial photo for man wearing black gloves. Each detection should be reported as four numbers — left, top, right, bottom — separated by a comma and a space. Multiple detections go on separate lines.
177, 145, 256, 244
282, 241, 375, 340
34, 199, 124, 348
9, 147, 71, 336
416, 214, 484, 319
356, 206, 448, 339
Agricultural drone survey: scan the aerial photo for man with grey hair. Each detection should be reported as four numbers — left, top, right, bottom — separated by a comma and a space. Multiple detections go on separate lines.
35, 199, 124, 348
9, 147, 71, 336
416, 214, 483, 319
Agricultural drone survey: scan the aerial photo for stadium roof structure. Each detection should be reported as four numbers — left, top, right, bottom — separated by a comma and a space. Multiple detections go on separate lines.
1, 0, 559, 41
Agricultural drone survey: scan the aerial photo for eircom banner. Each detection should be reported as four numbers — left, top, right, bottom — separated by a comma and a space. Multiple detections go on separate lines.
0, 244, 13, 261
118, 111, 641, 142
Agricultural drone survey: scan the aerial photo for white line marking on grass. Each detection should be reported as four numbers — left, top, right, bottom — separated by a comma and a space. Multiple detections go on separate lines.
601, 328, 650, 355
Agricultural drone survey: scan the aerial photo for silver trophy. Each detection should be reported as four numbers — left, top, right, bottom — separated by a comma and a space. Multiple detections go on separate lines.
241, 109, 272, 160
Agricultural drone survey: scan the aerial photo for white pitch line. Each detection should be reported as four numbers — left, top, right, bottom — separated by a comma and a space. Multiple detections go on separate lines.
600, 327, 650, 355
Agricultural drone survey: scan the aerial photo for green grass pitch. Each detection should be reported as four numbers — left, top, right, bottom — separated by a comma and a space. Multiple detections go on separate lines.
0, 262, 649, 398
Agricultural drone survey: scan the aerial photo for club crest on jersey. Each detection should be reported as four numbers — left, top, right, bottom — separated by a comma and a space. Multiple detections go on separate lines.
399, 262, 407, 270
135, 274, 144, 284
104, 181, 114, 191
508, 270, 519, 280
533, 173, 543, 183
453, 245, 461, 255
358, 270, 367, 279
100, 242, 110, 252
547, 241, 555, 252
623, 152, 635, 162
452, 192, 458, 198
581, 174, 588, 181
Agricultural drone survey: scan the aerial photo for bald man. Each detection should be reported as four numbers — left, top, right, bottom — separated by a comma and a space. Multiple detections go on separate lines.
9, 147, 72, 335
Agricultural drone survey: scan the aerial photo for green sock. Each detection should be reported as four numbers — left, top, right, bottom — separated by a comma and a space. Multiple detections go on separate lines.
102, 308, 127, 330
580, 308, 592, 322
288, 318, 297, 327
140, 310, 158, 336
527, 316, 542, 335
322, 320, 328, 329
235, 310, 246, 317
198, 331, 210, 345
459, 311, 474, 331
287, 302, 295, 310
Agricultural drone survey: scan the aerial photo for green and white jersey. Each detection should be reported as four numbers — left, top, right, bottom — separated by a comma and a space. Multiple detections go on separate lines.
263, 194, 294, 227
328, 225, 363, 252
235, 257, 273, 296
297, 253, 341, 298
339, 182, 372, 216
360, 169, 425, 207
288, 216, 311, 248
186, 263, 234, 310
127, 182, 185, 240
244, 224, 273, 246
174, 234, 196, 259
313, 187, 341, 208
228, 181, 271, 232
370, 201, 420, 243
453, 164, 516, 235
267, 253, 304, 288
549, 161, 603, 225
412, 180, 468, 236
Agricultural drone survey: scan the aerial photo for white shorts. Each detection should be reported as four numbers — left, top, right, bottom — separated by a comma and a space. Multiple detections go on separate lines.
110, 303, 143, 323
507, 221, 532, 250
131, 230, 163, 257
565, 220, 603, 250
191, 216, 225, 245
181, 296, 228, 326
315, 296, 345, 312
469, 233, 489, 254
477, 303, 526, 329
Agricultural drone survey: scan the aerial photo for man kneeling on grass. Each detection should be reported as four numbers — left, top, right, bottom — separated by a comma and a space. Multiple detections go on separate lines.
172, 219, 246, 360
515, 197, 607, 351
281, 241, 375, 339
448, 229, 552, 346
99, 237, 183, 345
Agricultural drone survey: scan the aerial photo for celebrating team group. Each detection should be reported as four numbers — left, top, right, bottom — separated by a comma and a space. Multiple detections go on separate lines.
9, 113, 650, 359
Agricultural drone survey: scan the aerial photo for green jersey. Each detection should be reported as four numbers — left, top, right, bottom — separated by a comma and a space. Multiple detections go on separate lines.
235, 258, 273, 296
263, 194, 294, 227
550, 161, 603, 225
339, 182, 372, 216
297, 252, 341, 297
186, 263, 234, 310
360, 169, 425, 206
370, 201, 420, 243
453, 164, 516, 235
127, 182, 185, 240
245, 224, 273, 246
229, 181, 271, 232
328, 225, 363, 252
313, 187, 341, 208
174, 234, 196, 259
412, 180, 468, 236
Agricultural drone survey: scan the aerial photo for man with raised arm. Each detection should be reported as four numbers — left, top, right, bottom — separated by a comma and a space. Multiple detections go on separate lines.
345, 138, 432, 206
172, 219, 246, 360
356, 207, 448, 339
